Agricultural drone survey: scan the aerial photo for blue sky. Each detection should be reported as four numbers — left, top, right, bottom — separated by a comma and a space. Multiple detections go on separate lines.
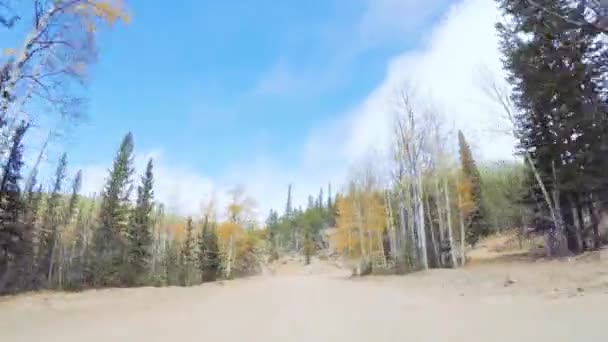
13, 0, 513, 218
71, 0, 450, 172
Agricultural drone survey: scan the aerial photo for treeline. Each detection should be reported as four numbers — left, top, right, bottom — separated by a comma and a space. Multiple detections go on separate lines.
0, 1, 266, 295
0, 1, 133, 294
265, 184, 337, 264
331, 129, 514, 272
0, 130, 268, 295
320, 0, 608, 272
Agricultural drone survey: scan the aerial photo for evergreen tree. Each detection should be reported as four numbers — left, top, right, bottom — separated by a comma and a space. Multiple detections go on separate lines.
307, 195, 315, 210
179, 217, 195, 286
127, 158, 154, 285
38, 153, 67, 286
458, 131, 488, 245
0, 121, 29, 293
23, 172, 42, 229
497, 0, 608, 252
164, 239, 180, 286
285, 184, 293, 218
92, 132, 135, 286
265, 209, 280, 260
327, 183, 333, 211
66, 198, 89, 290
317, 188, 324, 209
198, 218, 220, 282
65, 170, 82, 224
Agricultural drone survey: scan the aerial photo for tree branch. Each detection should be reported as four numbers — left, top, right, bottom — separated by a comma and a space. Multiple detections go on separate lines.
527, 0, 608, 34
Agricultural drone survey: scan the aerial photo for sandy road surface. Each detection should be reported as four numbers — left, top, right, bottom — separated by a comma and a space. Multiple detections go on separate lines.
1, 267, 607, 342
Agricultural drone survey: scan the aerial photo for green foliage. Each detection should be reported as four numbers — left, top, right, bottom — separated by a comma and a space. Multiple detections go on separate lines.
497, 0, 608, 252
126, 158, 154, 286
267, 183, 333, 262
265, 209, 280, 261
38, 153, 68, 286
198, 219, 220, 282
0, 122, 31, 294
179, 217, 196, 286
92, 132, 135, 287
164, 239, 181, 286
479, 162, 527, 231
0, 122, 27, 223
458, 131, 489, 245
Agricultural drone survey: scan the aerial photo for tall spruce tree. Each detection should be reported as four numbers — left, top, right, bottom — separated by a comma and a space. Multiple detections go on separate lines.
38, 153, 67, 286
92, 132, 135, 286
65, 170, 82, 224
317, 188, 324, 209
180, 217, 195, 286
198, 217, 220, 282
497, 0, 608, 253
265, 209, 280, 260
285, 184, 293, 218
458, 131, 488, 245
66, 187, 89, 289
327, 183, 333, 211
307, 195, 315, 210
127, 158, 154, 285
0, 121, 29, 293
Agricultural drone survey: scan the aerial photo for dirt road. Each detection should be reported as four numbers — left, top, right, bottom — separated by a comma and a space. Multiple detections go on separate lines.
1, 267, 607, 342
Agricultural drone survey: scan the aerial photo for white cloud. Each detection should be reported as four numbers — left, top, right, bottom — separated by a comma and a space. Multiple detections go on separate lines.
78, 151, 227, 218
252, 0, 452, 99
318, 0, 515, 167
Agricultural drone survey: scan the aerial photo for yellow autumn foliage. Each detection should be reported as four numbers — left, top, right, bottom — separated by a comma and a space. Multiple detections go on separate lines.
72, 0, 130, 33
334, 189, 387, 258
457, 174, 476, 219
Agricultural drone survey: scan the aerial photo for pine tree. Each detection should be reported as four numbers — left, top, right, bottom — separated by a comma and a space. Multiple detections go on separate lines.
327, 183, 333, 211
66, 198, 89, 290
38, 153, 67, 286
92, 132, 135, 286
180, 217, 195, 286
285, 184, 293, 218
126, 158, 154, 285
0, 121, 29, 293
198, 218, 220, 282
317, 188, 324, 209
65, 170, 82, 224
497, 0, 608, 253
23, 172, 42, 229
307, 195, 315, 210
458, 131, 488, 245
284, 184, 297, 250
265, 209, 280, 260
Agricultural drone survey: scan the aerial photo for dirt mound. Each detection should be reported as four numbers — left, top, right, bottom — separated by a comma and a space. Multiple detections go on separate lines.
467, 230, 545, 264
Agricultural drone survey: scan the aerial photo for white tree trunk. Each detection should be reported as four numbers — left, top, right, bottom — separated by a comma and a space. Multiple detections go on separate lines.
433, 178, 447, 266
568, 195, 584, 252
425, 190, 440, 267
355, 197, 367, 258
225, 234, 234, 278
385, 190, 397, 259
416, 174, 428, 270
457, 190, 466, 267
443, 178, 457, 268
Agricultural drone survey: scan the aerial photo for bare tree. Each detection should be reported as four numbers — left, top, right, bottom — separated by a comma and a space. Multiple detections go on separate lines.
0, 1, 20, 28
0, 0, 129, 127
391, 86, 430, 270
479, 69, 567, 255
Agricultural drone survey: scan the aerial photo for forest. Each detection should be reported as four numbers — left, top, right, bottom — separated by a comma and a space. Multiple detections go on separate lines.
0, 0, 607, 295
